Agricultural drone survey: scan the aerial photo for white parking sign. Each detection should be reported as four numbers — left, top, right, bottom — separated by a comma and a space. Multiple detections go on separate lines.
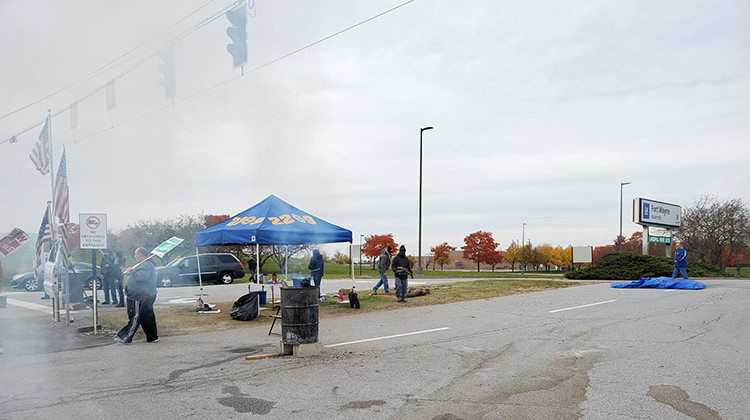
79, 213, 107, 249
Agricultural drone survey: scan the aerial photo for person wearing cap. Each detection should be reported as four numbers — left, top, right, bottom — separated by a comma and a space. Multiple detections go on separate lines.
371, 246, 392, 295
391, 245, 413, 302
671, 244, 689, 280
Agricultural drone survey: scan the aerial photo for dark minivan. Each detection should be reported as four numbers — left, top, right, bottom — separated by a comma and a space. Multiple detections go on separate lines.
155, 253, 245, 287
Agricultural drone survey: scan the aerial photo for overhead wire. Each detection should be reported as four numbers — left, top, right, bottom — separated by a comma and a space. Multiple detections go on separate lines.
0, 0, 225, 122
0, 0, 417, 173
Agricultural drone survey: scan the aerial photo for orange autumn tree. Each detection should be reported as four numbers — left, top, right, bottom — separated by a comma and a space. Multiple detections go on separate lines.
462, 230, 500, 272
430, 242, 455, 270
361, 234, 398, 269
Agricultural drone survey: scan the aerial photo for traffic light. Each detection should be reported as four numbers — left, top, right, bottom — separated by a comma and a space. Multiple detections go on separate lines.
226, 4, 247, 68
158, 47, 176, 98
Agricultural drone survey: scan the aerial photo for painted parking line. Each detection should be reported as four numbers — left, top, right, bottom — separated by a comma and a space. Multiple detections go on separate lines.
324, 327, 450, 348
6, 298, 54, 314
549, 299, 617, 313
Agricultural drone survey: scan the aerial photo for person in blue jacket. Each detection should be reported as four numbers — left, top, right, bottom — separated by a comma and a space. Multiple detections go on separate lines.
671, 244, 689, 280
308, 249, 324, 287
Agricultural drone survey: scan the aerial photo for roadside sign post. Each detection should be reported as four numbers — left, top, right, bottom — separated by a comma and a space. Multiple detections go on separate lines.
632, 198, 681, 256
79, 213, 107, 334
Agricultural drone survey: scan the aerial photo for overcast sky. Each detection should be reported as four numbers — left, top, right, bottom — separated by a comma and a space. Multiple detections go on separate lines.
1, 0, 748, 255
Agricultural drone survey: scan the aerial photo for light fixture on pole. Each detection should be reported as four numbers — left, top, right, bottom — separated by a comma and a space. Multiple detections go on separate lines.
417, 126, 434, 275
619, 182, 631, 252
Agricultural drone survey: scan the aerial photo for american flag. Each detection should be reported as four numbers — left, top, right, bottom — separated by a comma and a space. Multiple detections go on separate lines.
53, 149, 69, 224
33, 204, 52, 282
30, 117, 50, 175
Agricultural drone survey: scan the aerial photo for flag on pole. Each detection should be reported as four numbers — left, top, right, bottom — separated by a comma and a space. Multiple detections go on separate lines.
53, 149, 70, 224
30, 117, 51, 175
58, 223, 75, 272
34, 204, 52, 282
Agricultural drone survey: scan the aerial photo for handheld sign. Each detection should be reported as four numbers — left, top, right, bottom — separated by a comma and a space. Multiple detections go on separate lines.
0, 228, 30, 256
151, 237, 184, 258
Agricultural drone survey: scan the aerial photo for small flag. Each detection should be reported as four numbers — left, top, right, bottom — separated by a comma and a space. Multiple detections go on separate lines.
0, 228, 30, 256
30, 117, 50, 175
34, 204, 52, 282
53, 149, 70, 225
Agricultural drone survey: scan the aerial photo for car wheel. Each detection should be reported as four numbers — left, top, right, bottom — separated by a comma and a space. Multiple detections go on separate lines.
24, 278, 41, 292
87, 277, 102, 290
218, 272, 234, 285
158, 276, 173, 287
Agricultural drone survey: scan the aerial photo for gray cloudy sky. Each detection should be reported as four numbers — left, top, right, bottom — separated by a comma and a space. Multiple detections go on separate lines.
1, 0, 748, 253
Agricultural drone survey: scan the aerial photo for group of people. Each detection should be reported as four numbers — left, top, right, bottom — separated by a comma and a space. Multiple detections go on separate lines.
371, 245, 413, 302
100, 249, 126, 307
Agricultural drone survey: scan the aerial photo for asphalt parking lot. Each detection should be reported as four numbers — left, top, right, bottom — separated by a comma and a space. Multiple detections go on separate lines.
0, 279, 748, 419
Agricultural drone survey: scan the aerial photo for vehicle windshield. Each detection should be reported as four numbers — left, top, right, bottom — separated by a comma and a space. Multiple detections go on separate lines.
167, 258, 184, 267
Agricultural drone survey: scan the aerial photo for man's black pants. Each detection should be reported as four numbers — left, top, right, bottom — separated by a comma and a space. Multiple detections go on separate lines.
116, 296, 158, 343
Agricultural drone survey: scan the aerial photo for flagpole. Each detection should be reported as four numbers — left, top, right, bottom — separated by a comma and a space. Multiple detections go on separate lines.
45, 111, 63, 321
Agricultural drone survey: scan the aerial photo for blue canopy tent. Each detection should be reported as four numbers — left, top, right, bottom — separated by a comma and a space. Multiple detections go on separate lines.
194, 195, 353, 291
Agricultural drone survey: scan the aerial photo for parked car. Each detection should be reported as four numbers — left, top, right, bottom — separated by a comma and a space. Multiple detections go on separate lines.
155, 253, 245, 287
10, 272, 43, 292
43, 259, 102, 292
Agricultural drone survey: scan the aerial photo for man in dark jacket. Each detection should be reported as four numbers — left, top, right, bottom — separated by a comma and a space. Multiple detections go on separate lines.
671, 244, 689, 280
308, 249, 324, 287
100, 250, 118, 305
115, 247, 158, 344
371, 246, 392, 295
391, 245, 413, 302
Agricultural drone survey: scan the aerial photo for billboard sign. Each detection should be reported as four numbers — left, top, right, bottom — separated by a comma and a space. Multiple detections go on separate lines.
633, 198, 681, 228
571, 246, 593, 264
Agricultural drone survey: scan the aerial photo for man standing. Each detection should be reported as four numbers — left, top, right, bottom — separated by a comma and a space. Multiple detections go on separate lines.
671, 244, 689, 280
391, 245, 413, 302
113, 250, 126, 307
115, 247, 158, 344
308, 249, 324, 287
100, 250, 117, 305
371, 246, 392, 295
247, 256, 257, 283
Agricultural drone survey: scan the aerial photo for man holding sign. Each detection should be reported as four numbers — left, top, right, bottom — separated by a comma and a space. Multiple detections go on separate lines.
115, 247, 158, 344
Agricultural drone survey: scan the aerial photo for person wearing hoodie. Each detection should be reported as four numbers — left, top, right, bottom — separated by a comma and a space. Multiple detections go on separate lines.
671, 244, 689, 280
308, 249, 324, 287
391, 245, 413, 302
115, 247, 158, 344
371, 246, 392, 295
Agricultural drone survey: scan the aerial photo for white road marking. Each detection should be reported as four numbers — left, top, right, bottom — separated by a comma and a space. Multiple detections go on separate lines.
6, 298, 54, 314
549, 299, 617, 313
324, 327, 450, 348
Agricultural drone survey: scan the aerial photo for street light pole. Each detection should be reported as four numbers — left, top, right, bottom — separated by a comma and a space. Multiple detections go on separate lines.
521, 222, 526, 273
619, 182, 631, 252
417, 126, 433, 275
359, 234, 363, 276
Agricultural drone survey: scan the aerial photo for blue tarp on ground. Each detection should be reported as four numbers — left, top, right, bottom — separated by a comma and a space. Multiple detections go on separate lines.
610, 276, 707, 290
195, 194, 352, 246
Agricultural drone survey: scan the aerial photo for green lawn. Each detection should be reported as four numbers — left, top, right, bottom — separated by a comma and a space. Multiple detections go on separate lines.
724, 266, 750, 277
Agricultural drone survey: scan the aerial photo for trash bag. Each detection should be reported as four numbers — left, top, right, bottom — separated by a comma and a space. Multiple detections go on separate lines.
230, 292, 260, 321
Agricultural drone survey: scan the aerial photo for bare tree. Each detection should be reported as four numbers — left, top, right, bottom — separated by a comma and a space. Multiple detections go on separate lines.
676, 196, 750, 268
